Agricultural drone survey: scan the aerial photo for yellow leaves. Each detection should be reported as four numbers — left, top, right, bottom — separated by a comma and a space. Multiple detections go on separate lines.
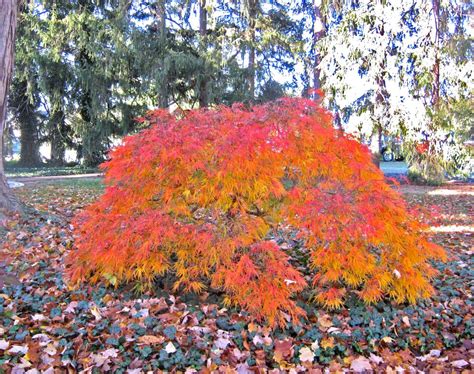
314, 288, 346, 309
222, 296, 234, 308
343, 273, 365, 287
71, 98, 445, 326
102, 272, 118, 287
360, 286, 384, 304
375, 271, 393, 289
182, 188, 191, 199
320, 336, 335, 349
182, 281, 206, 294
381, 336, 394, 344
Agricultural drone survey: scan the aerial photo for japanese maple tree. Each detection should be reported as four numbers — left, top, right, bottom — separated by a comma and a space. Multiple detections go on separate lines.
68, 97, 445, 326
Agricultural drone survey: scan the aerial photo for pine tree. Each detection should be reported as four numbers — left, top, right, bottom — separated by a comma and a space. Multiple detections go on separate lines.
9, 2, 43, 167
0, 0, 22, 215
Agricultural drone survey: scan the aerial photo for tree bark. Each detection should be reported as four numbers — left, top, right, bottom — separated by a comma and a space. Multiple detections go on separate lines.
312, 1, 326, 93
431, 0, 440, 107
0, 0, 22, 214
13, 79, 42, 167
373, 22, 389, 167
198, 0, 208, 108
50, 107, 66, 166
157, 0, 168, 109
247, 0, 257, 101
77, 0, 104, 166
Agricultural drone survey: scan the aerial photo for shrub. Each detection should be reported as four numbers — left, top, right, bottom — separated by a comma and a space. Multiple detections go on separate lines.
68, 98, 445, 326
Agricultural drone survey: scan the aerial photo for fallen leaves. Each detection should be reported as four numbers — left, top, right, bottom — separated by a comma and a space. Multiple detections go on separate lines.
273, 339, 293, 363
350, 356, 372, 372
8, 345, 28, 355
299, 346, 315, 363
90, 305, 102, 321
402, 315, 411, 327
137, 335, 165, 345
0, 181, 471, 372
164, 342, 177, 354
90, 348, 119, 369
0, 340, 9, 350
451, 359, 469, 368
317, 313, 333, 330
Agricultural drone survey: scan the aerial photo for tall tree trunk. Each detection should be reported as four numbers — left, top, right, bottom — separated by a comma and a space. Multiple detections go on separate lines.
78, 0, 102, 166
15, 79, 42, 167
247, 0, 257, 101
50, 107, 66, 166
198, 0, 208, 108
13, 3, 41, 167
0, 0, 22, 214
373, 23, 389, 168
431, 0, 440, 107
157, 0, 168, 109
312, 1, 326, 93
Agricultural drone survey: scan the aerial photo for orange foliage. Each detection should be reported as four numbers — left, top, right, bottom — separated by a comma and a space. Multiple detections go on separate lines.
68, 98, 445, 326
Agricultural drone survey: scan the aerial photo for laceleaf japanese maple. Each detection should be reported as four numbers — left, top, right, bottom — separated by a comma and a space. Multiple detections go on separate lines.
68, 97, 445, 326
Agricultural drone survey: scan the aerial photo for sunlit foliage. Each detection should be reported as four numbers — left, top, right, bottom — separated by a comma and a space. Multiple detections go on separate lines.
69, 98, 445, 326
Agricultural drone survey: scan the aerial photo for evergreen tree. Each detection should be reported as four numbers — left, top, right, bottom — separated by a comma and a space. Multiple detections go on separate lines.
9, 2, 43, 167
0, 0, 22, 214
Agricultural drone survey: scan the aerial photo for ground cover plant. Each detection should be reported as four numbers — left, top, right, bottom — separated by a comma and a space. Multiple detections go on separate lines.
69, 98, 445, 326
0, 179, 472, 372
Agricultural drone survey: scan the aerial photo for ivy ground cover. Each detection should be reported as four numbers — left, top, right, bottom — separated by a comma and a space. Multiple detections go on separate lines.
0, 179, 472, 372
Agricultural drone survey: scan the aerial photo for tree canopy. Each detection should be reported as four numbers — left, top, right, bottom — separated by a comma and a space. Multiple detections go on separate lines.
1, 0, 473, 182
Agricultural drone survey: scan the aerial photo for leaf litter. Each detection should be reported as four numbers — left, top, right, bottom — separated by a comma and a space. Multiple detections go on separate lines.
0, 181, 472, 372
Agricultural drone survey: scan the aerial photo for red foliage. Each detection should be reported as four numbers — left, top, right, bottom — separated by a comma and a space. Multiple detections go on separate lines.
68, 98, 445, 326
416, 140, 430, 154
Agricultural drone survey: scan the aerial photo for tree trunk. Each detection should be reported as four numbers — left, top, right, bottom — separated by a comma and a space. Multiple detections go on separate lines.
373, 22, 389, 167
198, 0, 208, 108
312, 1, 326, 94
431, 0, 440, 107
0, 0, 22, 214
157, 0, 168, 109
50, 107, 66, 166
15, 79, 42, 167
78, 56, 100, 166
77, 0, 103, 166
247, 0, 257, 101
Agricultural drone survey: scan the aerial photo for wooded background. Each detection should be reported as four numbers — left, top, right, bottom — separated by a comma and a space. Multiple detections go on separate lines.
2, 0, 473, 173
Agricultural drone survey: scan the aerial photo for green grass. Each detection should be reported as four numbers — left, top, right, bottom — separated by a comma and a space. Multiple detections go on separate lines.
34, 177, 104, 190
5, 164, 99, 178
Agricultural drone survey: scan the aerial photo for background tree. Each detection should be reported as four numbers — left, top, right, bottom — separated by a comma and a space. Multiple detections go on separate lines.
318, 1, 402, 152
317, 0, 472, 179
0, 0, 22, 214
402, 0, 473, 182
8, 2, 43, 167
198, 0, 209, 107
3, 0, 471, 177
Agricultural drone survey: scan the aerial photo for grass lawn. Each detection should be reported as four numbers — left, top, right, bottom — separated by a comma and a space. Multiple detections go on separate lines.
0, 179, 472, 372
5, 165, 99, 178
